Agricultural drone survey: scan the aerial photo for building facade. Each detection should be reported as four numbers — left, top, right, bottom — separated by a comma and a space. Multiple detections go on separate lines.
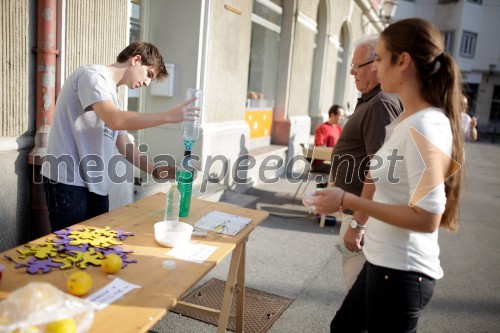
0, 0, 386, 251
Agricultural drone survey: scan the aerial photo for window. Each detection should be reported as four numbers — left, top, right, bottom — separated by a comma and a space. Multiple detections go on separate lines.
127, 0, 145, 146
128, 0, 144, 112
442, 31, 454, 53
467, 0, 483, 5
460, 31, 477, 58
334, 24, 349, 114
438, 0, 458, 3
490, 86, 500, 124
247, 0, 283, 108
129, 0, 142, 43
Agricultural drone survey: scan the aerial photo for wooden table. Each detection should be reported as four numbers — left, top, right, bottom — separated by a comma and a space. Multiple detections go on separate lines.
0, 194, 269, 333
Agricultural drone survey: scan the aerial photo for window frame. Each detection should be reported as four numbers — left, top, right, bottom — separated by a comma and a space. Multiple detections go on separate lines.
442, 30, 455, 54
246, 0, 283, 109
459, 30, 477, 58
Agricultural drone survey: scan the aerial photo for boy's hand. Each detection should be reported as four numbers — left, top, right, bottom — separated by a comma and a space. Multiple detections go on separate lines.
152, 165, 177, 180
166, 98, 199, 123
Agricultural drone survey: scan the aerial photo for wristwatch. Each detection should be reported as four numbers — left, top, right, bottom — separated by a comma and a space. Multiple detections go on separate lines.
350, 220, 366, 230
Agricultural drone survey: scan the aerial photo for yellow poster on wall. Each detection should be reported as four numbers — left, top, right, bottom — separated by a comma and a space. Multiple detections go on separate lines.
244, 109, 273, 139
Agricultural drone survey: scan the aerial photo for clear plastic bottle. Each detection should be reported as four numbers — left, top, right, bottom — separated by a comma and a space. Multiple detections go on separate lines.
182, 88, 203, 152
164, 181, 181, 221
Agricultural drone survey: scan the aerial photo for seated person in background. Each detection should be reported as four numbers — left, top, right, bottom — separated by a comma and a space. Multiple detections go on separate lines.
311, 104, 345, 174
461, 96, 477, 142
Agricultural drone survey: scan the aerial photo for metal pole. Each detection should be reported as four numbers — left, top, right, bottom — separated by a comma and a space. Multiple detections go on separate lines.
29, 0, 58, 165
28, 0, 59, 239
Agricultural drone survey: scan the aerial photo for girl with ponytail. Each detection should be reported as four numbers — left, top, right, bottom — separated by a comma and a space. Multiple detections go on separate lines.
311, 18, 463, 332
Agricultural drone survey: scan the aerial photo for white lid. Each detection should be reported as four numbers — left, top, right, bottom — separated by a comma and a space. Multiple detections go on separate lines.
162, 260, 176, 270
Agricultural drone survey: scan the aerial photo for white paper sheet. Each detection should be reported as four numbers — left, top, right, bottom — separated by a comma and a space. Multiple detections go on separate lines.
86, 277, 142, 310
167, 243, 218, 264
194, 211, 252, 236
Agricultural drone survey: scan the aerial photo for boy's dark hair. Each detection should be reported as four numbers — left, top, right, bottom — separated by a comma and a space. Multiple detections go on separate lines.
116, 41, 168, 81
328, 104, 343, 117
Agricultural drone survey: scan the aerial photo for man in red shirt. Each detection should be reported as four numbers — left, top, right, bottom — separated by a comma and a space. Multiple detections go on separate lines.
312, 104, 345, 173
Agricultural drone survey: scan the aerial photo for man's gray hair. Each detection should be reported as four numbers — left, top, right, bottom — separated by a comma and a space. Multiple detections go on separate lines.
353, 34, 379, 62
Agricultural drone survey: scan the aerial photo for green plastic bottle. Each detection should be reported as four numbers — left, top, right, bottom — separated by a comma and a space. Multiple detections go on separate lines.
178, 88, 202, 217
177, 167, 194, 217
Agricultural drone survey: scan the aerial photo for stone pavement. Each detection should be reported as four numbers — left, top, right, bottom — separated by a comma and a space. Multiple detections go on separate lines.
151, 142, 500, 333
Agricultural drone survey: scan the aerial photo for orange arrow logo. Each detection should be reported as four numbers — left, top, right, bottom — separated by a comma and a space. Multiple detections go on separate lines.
408, 127, 461, 207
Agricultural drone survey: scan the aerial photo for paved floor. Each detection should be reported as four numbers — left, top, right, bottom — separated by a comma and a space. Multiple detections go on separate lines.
151, 142, 500, 333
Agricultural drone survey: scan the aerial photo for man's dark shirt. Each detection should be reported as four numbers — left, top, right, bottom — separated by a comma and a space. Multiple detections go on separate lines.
330, 85, 403, 212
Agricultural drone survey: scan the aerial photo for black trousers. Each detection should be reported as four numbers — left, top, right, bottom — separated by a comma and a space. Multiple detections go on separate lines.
331, 262, 436, 333
43, 177, 109, 232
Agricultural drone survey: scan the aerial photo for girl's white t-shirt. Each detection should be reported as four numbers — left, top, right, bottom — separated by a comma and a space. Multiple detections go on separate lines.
363, 107, 453, 279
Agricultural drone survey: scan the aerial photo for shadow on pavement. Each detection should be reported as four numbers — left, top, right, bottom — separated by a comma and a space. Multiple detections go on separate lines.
236, 181, 341, 236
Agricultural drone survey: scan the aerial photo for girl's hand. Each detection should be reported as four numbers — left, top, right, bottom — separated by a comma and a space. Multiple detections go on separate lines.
470, 116, 477, 128
311, 187, 345, 215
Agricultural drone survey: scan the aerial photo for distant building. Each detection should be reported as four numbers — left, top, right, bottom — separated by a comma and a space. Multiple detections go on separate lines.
394, 0, 500, 126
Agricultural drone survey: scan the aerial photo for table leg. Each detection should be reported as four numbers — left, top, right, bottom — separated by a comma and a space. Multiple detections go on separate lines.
235, 238, 247, 332
216, 242, 243, 333
319, 214, 326, 228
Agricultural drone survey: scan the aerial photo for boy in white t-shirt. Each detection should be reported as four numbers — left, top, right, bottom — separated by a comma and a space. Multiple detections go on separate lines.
41, 41, 197, 232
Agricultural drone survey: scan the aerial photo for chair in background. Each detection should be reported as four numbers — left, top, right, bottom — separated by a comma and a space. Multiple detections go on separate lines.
292, 144, 333, 200
293, 145, 335, 227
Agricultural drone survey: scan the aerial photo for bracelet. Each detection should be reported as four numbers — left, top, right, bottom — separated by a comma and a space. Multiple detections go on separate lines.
339, 190, 346, 213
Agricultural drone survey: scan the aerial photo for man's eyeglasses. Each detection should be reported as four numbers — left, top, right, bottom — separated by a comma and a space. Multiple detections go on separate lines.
350, 60, 374, 71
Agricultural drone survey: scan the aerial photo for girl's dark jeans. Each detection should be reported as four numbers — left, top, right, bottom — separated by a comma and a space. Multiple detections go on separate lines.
43, 177, 109, 232
331, 262, 436, 333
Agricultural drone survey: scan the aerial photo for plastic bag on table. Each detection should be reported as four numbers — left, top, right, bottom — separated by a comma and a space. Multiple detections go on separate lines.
0, 282, 94, 333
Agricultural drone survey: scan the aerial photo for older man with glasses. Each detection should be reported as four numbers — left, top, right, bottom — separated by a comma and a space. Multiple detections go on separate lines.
328, 34, 403, 291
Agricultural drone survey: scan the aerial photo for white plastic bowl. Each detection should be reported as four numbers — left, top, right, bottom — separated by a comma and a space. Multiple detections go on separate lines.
154, 221, 193, 248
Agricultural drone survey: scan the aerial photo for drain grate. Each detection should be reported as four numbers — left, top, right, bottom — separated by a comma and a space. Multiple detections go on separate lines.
171, 278, 292, 333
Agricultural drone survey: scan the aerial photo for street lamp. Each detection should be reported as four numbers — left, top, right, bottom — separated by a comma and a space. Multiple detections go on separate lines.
380, 0, 399, 24
362, 0, 399, 32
